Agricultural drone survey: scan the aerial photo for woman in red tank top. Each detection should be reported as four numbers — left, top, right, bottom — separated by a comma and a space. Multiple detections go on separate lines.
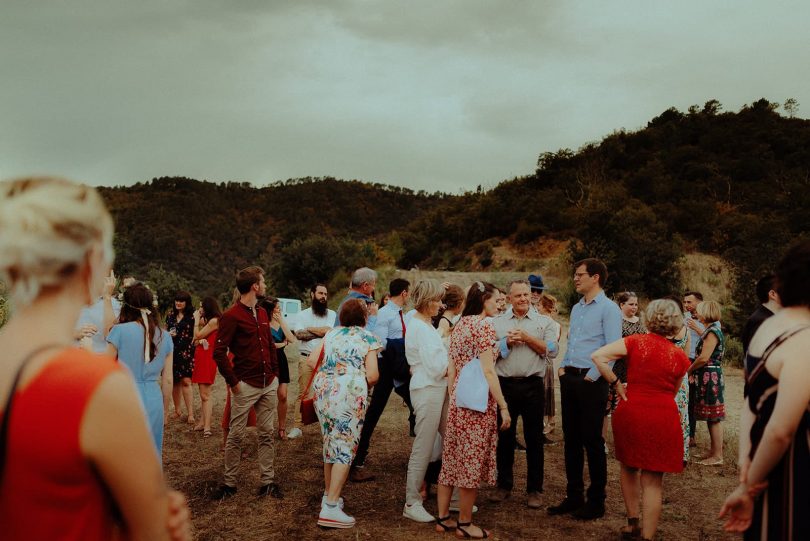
0, 177, 190, 541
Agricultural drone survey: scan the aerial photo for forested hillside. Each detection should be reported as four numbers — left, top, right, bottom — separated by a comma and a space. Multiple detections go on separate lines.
96, 98, 810, 332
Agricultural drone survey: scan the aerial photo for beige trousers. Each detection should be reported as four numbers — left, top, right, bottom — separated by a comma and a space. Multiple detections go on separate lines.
295, 354, 315, 426
223, 379, 278, 487
405, 385, 449, 505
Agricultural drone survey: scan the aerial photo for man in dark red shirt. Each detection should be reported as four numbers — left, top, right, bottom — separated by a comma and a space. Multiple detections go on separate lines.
212, 266, 281, 499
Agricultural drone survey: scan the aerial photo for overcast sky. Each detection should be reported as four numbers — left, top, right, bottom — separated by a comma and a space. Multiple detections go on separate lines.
1, 1, 807, 193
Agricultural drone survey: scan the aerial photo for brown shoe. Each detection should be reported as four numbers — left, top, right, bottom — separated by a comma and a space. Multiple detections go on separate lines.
349, 466, 375, 483
527, 491, 542, 509
487, 487, 511, 503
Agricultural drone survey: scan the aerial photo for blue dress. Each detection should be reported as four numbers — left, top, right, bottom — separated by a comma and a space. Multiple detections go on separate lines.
107, 322, 174, 456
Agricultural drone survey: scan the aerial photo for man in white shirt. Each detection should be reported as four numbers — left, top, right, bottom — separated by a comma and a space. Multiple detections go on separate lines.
288, 283, 335, 439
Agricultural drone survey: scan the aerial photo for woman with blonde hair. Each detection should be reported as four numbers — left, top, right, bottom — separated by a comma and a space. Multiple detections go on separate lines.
592, 299, 691, 540
0, 177, 189, 540
687, 300, 726, 466
403, 280, 449, 523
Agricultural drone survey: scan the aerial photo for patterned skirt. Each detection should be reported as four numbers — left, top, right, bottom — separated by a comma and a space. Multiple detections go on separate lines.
694, 365, 725, 422
675, 376, 689, 461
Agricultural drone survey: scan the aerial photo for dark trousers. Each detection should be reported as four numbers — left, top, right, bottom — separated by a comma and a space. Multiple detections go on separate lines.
496, 376, 545, 493
352, 361, 413, 467
559, 370, 609, 503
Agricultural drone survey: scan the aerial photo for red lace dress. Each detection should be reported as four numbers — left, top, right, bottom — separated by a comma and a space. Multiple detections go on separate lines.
612, 334, 691, 472
439, 316, 498, 489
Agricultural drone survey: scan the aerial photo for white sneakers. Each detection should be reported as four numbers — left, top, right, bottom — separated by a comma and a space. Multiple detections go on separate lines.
318, 502, 355, 529
402, 503, 435, 523
286, 427, 303, 439
321, 494, 344, 509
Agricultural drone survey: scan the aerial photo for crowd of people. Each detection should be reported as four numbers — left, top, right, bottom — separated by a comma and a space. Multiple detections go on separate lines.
1, 176, 808, 540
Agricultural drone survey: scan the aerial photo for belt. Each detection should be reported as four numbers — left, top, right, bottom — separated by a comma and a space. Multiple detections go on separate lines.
501, 375, 543, 381
563, 366, 589, 375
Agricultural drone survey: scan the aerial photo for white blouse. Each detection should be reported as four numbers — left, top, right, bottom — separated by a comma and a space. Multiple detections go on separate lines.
405, 316, 448, 391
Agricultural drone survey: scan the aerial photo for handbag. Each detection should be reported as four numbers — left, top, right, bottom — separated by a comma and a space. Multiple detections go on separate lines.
299, 345, 325, 426
455, 357, 489, 412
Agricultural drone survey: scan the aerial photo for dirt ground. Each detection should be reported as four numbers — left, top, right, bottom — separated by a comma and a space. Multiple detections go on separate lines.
164, 339, 743, 541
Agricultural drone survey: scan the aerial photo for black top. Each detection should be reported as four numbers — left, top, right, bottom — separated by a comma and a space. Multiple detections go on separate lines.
743, 325, 810, 541
741, 304, 774, 360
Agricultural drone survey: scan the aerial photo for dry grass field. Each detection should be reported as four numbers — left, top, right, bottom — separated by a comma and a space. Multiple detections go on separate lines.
165, 339, 743, 541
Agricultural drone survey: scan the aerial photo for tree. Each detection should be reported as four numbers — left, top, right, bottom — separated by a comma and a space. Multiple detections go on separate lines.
784, 97, 800, 118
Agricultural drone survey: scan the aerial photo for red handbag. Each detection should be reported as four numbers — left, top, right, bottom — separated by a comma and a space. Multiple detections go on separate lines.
300, 346, 325, 426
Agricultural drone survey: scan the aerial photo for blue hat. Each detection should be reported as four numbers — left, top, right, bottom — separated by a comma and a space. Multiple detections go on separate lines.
528, 274, 546, 291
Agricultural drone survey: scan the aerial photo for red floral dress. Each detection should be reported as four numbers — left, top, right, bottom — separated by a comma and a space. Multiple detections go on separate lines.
439, 316, 498, 489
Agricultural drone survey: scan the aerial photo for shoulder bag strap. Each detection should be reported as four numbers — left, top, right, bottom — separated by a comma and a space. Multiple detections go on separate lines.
302, 343, 326, 398
0, 344, 63, 486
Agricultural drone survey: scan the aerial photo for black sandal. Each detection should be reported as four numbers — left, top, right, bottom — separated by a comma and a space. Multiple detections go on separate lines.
621, 517, 640, 539
456, 521, 489, 539
435, 515, 455, 533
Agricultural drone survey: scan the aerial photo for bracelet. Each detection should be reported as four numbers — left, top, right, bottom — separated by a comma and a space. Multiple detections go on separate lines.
610, 378, 619, 388
499, 405, 508, 411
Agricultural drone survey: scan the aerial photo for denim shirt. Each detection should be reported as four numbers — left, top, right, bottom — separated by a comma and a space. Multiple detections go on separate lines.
561, 290, 623, 381
334, 290, 378, 332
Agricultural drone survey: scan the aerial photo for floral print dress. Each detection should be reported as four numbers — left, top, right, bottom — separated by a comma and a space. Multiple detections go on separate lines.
165, 313, 195, 379
439, 316, 499, 489
694, 322, 726, 422
313, 326, 381, 465
669, 327, 690, 461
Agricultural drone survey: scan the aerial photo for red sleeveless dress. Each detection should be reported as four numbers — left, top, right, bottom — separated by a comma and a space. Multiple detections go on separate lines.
192, 330, 218, 384
0, 349, 122, 540
612, 334, 691, 472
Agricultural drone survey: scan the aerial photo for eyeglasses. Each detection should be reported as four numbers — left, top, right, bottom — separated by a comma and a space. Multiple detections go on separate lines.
573, 272, 590, 279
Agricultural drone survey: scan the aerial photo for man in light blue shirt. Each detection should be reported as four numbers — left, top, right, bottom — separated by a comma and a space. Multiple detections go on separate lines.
334, 267, 379, 331
350, 278, 415, 482
549, 259, 621, 521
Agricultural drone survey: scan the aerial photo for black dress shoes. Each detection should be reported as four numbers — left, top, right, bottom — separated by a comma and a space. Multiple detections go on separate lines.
547, 497, 584, 515
573, 500, 605, 520
257, 483, 283, 499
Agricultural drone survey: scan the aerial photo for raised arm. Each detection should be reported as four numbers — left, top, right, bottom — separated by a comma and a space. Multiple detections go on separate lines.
194, 316, 218, 341
688, 333, 717, 373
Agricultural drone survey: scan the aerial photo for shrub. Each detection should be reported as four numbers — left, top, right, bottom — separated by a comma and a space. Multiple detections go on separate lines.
723, 336, 744, 369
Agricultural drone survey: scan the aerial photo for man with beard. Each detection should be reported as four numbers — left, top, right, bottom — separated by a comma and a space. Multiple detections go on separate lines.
288, 283, 336, 439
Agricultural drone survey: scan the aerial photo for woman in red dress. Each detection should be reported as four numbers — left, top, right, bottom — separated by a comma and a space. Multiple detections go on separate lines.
592, 299, 691, 541
0, 177, 190, 540
435, 281, 511, 539
192, 297, 222, 437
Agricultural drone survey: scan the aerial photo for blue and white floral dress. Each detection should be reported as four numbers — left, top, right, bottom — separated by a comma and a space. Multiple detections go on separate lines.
313, 326, 381, 464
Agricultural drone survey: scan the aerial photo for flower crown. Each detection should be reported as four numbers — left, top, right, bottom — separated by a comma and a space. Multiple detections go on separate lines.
117, 281, 160, 308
